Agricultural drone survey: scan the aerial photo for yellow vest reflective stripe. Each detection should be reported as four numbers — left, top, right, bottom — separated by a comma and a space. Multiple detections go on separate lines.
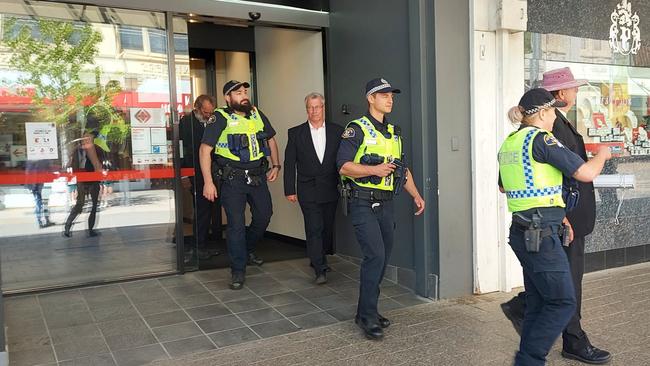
214, 107, 266, 162
498, 126, 565, 212
342, 116, 402, 191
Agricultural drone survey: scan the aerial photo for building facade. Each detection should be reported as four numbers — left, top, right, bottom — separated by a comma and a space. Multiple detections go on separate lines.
471, 0, 650, 293
0, 0, 477, 302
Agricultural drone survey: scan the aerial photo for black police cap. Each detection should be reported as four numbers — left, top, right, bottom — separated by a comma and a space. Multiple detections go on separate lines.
365, 78, 401, 97
223, 80, 250, 95
519, 88, 567, 116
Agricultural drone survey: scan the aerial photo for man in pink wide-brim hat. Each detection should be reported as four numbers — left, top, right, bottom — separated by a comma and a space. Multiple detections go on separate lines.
501, 67, 613, 365
541, 67, 588, 91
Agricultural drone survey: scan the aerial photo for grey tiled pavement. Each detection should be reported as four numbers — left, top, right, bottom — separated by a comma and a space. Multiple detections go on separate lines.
4, 255, 427, 366
6, 259, 650, 365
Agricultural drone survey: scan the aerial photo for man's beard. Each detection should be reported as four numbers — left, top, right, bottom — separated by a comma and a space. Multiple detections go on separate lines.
194, 110, 209, 123
230, 99, 253, 113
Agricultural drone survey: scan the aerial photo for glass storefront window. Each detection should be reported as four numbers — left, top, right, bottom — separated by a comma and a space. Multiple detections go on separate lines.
118, 26, 144, 51
174, 34, 189, 55
526, 31, 650, 255
0, 0, 183, 292
149, 29, 167, 54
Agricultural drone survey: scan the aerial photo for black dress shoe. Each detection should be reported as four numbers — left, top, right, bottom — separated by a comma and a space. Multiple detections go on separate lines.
378, 314, 391, 328
87, 229, 100, 237
500, 300, 524, 336
230, 272, 245, 290
197, 248, 220, 260
355, 317, 383, 340
562, 345, 612, 364
206, 249, 221, 257
315, 273, 327, 285
62, 228, 72, 238
248, 253, 264, 266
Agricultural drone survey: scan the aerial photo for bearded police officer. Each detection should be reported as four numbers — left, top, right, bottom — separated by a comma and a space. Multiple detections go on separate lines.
337, 78, 425, 340
199, 80, 281, 290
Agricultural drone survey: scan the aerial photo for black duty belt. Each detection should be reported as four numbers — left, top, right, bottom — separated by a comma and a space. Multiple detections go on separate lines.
351, 189, 393, 202
511, 214, 560, 238
217, 163, 266, 178
214, 163, 268, 187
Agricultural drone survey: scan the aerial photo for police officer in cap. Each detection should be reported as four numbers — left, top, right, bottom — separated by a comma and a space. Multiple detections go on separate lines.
337, 78, 425, 340
502, 68, 612, 364
199, 80, 281, 290
499, 88, 611, 365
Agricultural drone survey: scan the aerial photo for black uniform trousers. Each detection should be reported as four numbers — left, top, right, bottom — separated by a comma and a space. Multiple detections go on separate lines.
65, 182, 100, 231
562, 235, 588, 350
349, 197, 394, 322
191, 176, 223, 249
509, 216, 576, 366
299, 200, 337, 274
219, 177, 272, 274
510, 235, 589, 351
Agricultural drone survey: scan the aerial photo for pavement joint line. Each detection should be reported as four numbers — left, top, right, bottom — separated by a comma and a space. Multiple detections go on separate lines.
158, 277, 222, 355
35, 292, 62, 364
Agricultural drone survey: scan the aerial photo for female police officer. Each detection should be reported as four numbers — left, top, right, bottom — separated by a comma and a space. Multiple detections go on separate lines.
499, 88, 611, 366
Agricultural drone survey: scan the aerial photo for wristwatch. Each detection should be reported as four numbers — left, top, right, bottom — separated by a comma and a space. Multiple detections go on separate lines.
272, 165, 282, 171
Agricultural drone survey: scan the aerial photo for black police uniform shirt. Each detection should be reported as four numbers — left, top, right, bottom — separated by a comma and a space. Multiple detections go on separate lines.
498, 127, 585, 192
201, 107, 276, 169
336, 112, 401, 190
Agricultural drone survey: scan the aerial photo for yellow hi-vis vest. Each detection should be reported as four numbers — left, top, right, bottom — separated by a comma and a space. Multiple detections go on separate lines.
342, 116, 402, 191
214, 107, 266, 162
498, 126, 565, 212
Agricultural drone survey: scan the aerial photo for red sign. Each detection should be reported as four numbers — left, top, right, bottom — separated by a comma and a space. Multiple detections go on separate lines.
585, 142, 625, 157
134, 109, 152, 124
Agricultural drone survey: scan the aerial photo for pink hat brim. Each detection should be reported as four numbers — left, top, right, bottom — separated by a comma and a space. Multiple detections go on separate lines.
543, 79, 588, 92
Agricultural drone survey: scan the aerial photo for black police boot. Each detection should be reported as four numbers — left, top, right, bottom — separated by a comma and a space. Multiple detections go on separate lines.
562, 345, 612, 364
377, 314, 391, 328
355, 316, 383, 340
230, 272, 245, 290
500, 296, 525, 336
248, 253, 264, 266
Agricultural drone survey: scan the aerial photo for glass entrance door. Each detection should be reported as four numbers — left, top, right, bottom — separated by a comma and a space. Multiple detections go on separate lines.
179, 25, 255, 269
0, 1, 183, 292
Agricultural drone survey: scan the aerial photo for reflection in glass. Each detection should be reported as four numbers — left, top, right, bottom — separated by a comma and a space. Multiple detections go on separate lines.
526, 31, 650, 255
0, 1, 180, 291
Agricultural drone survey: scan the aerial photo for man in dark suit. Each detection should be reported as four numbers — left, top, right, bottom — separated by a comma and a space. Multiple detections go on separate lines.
180, 95, 221, 261
284, 92, 343, 284
501, 68, 611, 364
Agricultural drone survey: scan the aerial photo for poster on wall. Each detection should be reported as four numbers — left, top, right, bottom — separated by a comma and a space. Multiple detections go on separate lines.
25, 122, 58, 160
131, 127, 167, 165
129, 107, 166, 128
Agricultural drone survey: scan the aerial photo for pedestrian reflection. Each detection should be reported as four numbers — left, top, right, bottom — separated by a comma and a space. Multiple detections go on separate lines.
25, 159, 56, 228
62, 131, 104, 238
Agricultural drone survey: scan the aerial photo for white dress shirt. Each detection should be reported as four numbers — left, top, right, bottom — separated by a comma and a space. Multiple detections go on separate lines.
309, 121, 326, 164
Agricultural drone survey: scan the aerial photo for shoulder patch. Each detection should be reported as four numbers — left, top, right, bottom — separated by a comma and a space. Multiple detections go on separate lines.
543, 134, 565, 148
543, 134, 558, 146
342, 127, 355, 139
